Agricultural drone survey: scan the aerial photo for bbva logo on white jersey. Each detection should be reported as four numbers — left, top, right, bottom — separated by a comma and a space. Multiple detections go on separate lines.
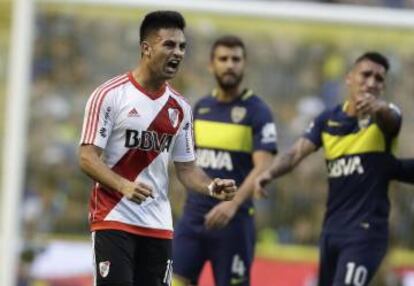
327, 156, 364, 178
196, 149, 233, 171
125, 129, 173, 153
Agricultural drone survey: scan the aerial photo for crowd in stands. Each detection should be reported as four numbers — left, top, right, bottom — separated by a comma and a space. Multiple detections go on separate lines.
274, 0, 414, 9
23, 8, 414, 251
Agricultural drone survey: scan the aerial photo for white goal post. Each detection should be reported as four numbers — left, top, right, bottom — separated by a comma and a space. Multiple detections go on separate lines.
2, 0, 414, 285
1, 0, 34, 286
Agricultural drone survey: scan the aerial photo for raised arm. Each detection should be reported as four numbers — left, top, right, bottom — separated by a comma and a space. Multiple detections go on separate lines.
372, 102, 401, 136
356, 94, 401, 136
78, 144, 152, 204
254, 137, 317, 198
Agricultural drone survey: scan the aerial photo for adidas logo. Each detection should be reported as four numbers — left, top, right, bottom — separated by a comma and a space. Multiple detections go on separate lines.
327, 120, 341, 127
128, 108, 140, 117
198, 107, 210, 114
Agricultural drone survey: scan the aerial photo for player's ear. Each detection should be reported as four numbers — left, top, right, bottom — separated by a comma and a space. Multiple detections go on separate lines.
141, 41, 152, 58
345, 71, 352, 87
208, 50, 215, 74
208, 62, 213, 74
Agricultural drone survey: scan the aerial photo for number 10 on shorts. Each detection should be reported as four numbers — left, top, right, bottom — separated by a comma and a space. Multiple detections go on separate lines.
345, 262, 368, 286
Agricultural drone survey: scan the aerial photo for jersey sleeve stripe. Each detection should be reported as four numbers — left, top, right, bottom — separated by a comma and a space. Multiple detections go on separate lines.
83, 89, 103, 144
82, 74, 125, 143
82, 74, 128, 144
87, 74, 128, 143
89, 77, 129, 143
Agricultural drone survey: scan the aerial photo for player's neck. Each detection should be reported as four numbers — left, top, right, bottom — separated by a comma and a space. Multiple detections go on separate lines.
215, 86, 242, 103
131, 67, 165, 93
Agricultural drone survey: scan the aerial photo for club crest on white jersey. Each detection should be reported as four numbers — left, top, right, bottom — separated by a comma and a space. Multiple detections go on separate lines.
168, 108, 180, 128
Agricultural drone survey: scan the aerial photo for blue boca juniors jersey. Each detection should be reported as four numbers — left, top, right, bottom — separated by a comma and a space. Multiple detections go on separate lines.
184, 89, 277, 216
304, 101, 401, 237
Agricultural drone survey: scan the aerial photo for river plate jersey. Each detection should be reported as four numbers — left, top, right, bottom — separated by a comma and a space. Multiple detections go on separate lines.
80, 72, 195, 239
185, 89, 278, 215
304, 101, 402, 237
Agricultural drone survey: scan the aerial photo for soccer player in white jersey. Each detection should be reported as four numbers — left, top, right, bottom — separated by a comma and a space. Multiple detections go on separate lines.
78, 11, 237, 286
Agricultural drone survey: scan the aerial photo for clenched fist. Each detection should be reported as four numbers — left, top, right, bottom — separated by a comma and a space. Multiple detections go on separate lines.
208, 178, 237, 201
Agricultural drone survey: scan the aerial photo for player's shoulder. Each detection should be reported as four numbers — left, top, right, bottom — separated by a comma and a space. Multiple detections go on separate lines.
194, 93, 215, 106
87, 73, 130, 108
240, 90, 272, 113
316, 104, 341, 120
388, 102, 402, 116
239, 89, 263, 104
166, 83, 191, 109
307, 104, 344, 133
94, 73, 130, 93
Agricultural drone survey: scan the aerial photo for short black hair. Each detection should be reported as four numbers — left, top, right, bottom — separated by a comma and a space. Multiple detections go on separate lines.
140, 10, 186, 43
210, 35, 246, 59
355, 52, 389, 72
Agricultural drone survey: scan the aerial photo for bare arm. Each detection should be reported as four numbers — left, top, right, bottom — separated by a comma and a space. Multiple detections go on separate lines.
78, 144, 152, 204
254, 137, 317, 197
204, 150, 274, 229
174, 160, 237, 200
174, 160, 212, 195
233, 151, 274, 206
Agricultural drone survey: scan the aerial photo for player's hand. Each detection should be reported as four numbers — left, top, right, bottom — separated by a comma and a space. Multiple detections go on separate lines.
254, 171, 273, 199
204, 201, 238, 230
208, 178, 237, 201
119, 180, 153, 204
356, 92, 387, 116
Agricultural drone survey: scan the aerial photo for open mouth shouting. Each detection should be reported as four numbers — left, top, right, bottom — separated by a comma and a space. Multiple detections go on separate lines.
165, 59, 181, 74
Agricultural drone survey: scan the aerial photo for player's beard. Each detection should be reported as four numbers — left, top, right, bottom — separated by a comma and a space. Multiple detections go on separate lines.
215, 72, 244, 90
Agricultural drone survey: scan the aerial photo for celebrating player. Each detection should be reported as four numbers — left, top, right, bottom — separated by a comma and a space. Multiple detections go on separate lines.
78, 11, 236, 286
255, 52, 411, 286
173, 35, 277, 286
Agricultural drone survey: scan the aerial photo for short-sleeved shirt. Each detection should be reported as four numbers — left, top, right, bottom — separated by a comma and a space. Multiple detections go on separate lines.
184, 89, 278, 216
303, 101, 401, 237
80, 72, 195, 239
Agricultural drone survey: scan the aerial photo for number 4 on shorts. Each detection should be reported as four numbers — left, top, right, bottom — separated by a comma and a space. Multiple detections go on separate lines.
231, 254, 246, 277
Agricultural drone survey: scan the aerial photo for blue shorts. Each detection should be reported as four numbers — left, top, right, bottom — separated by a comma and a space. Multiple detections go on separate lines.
318, 233, 388, 286
173, 212, 255, 286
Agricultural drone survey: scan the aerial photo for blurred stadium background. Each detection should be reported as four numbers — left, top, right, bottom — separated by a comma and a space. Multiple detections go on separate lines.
2, 0, 414, 285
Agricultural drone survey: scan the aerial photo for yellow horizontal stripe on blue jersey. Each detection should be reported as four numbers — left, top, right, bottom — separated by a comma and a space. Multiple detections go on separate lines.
322, 124, 387, 160
194, 120, 252, 152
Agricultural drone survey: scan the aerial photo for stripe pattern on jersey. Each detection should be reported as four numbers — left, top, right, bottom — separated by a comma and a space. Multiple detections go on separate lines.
194, 120, 253, 152
89, 95, 184, 238
81, 74, 129, 144
322, 124, 387, 160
